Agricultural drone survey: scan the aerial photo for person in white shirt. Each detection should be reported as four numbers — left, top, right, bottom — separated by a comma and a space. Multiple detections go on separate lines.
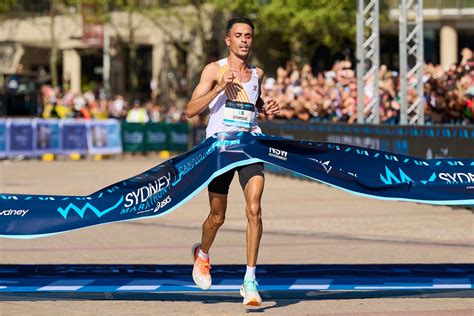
186, 16, 279, 306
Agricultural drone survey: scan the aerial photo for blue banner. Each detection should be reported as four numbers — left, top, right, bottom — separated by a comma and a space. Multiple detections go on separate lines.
0, 119, 6, 158
0, 132, 473, 239
260, 121, 474, 158
34, 119, 60, 155
87, 119, 122, 155
60, 120, 88, 154
8, 119, 34, 156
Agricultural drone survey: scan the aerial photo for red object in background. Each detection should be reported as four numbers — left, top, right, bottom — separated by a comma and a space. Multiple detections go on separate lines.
83, 24, 103, 48
467, 99, 473, 110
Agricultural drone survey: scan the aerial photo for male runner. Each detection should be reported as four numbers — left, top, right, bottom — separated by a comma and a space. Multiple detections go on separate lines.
186, 17, 279, 306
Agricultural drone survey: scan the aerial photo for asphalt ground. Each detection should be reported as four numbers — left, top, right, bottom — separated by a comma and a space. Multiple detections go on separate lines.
0, 157, 473, 315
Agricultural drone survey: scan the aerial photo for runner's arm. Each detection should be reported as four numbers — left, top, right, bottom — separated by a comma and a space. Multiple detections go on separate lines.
256, 67, 279, 116
186, 64, 221, 118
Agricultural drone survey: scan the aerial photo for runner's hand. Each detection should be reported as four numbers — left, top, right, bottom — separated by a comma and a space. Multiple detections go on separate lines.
216, 69, 235, 92
263, 97, 279, 115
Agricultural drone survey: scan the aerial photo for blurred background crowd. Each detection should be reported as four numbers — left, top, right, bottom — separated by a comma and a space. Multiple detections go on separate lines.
262, 47, 474, 125
39, 47, 474, 125
40, 86, 187, 124
1, 1, 472, 127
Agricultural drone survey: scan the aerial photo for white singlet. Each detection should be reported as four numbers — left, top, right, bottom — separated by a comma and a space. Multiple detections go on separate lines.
206, 58, 262, 138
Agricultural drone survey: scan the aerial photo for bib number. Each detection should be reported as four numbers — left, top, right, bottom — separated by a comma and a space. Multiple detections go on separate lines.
223, 100, 255, 128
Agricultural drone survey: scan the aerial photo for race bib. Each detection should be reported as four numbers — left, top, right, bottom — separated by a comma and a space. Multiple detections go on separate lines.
223, 100, 256, 128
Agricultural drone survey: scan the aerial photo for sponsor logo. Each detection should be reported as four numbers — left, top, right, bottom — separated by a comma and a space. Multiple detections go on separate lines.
170, 131, 188, 144
0, 209, 29, 217
269, 147, 287, 161
309, 158, 332, 174
153, 196, 172, 213
380, 168, 474, 186
121, 195, 171, 215
124, 174, 172, 208
438, 173, 474, 184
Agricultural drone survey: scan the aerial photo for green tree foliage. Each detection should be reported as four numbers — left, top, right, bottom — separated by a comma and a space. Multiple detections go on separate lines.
262, 0, 355, 62
213, 0, 356, 64
0, 0, 16, 14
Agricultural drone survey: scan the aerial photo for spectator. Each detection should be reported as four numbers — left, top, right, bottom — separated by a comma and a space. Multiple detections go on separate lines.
126, 100, 150, 123
149, 102, 163, 123
38, 48, 473, 126
260, 49, 473, 125
109, 95, 127, 119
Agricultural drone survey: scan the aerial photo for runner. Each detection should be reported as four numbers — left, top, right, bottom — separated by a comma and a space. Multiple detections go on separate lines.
186, 16, 279, 306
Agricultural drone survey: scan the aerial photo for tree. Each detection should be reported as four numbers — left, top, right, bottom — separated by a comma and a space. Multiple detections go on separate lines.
73, 0, 149, 98
0, 0, 17, 15
142, 1, 223, 104
262, 0, 356, 63
105, 0, 152, 99
212, 0, 356, 65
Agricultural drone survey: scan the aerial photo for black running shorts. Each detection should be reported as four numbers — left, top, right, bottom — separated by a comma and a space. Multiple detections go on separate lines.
208, 163, 264, 195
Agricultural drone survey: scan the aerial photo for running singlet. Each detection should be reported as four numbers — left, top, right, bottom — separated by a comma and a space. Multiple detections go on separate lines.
206, 58, 262, 138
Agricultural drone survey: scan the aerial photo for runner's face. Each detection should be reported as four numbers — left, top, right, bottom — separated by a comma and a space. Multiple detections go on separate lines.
225, 23, 253, 58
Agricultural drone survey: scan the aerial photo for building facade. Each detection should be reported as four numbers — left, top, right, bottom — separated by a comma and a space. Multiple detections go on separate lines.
385, 0, 474, 68
0, 3, 216, 110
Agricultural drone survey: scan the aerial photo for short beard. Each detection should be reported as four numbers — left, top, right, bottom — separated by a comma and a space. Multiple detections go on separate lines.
231, 47, 250, 59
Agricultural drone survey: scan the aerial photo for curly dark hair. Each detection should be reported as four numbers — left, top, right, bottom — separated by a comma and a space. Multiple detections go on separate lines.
226, 16, 254, 35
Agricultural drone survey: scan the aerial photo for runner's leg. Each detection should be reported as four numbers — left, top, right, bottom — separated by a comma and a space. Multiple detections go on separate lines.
200, 192, 227, 253
243, 175, 264, 267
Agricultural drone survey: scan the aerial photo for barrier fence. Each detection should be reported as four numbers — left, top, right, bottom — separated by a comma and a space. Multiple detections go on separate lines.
2, 119, 473, 159
121, 121, 189, 153
0, 119, 189, 158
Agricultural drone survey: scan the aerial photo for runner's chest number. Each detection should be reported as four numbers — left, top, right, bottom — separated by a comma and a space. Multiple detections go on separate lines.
223, 100, 255, 128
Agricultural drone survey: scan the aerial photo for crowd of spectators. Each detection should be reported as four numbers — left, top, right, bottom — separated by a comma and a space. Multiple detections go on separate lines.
261, 47, 474, 125
40, 47, 474, 126
40, 87, 187, 124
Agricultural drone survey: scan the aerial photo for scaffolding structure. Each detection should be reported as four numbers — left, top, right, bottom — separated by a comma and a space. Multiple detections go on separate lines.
399, 0, 425, 125
357, 0, 425, 125
356, 0, 380, 124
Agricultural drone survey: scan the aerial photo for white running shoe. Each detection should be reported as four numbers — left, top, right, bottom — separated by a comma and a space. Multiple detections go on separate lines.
191, 243, 212, 290
240, 278, 262, 306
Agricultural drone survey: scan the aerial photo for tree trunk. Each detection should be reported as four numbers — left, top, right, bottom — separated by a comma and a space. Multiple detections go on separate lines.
50, 3, 58, 88
289, 40, 304, 65
128, 10, 138, 99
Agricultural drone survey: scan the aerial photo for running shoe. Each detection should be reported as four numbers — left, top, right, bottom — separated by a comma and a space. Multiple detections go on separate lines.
191, 243, 212, 290
240, 278, 262, 306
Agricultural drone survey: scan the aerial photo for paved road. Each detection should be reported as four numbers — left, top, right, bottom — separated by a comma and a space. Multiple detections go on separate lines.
0, 158, 472, 315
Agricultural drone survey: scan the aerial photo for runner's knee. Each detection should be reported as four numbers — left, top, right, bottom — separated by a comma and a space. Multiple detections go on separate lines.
209, 212, 225, 228
246, 203, 261, 223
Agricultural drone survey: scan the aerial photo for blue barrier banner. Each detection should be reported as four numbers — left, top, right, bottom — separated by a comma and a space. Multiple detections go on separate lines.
8, 119, 34, 156
35, 119, 60, 154
0, 132, 473, 238
87, 119, 122, 155
61, 120, 88, 154
0, 119, 6, 158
